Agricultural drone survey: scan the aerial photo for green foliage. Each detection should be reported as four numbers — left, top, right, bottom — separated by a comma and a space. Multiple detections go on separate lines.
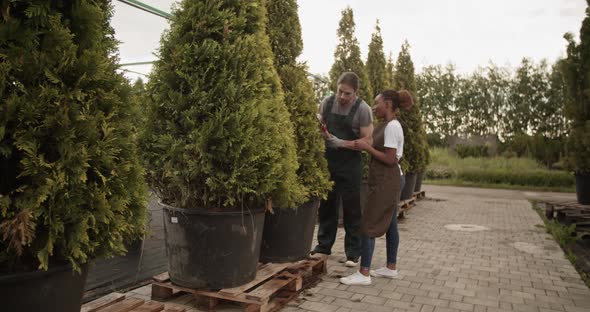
566, 121, 590, 173
417, 60, 568, 141
417, 64, 460, 137
384, 52, 394, 89
426, 133, 447, 148
545, 220, 579, 249
562, 1, 590, 173
266, 0, 302, 68
455, 169, 573, 188
499, 134, 565, 168
310, 73, 332, 104
0, 0, 147, 272
393, 41, 429, 173
329, 7, 372, 99
366, 20, 386, 98
140, 0, 305, 211
266, 0, 331, 201
454, 144, 489, 158
425, 148, 574, 189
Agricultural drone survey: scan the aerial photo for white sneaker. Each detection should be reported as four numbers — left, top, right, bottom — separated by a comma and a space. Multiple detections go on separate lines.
340, 271, 371, 285
344, 259, 358, 267
370, 267, 399, 279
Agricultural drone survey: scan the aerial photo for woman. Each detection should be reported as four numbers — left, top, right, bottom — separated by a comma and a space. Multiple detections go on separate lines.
339, 89, 413, 285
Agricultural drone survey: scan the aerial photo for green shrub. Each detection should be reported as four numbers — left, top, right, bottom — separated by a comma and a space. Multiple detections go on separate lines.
0, 1, 147, 272
456, 169, 574, 187
140, 0, 305, 211
499, 134, 565, 168
425, 148, 575, 189
425, 167, 453, 179
454, 144, 489, 158
427, 133, 447, 148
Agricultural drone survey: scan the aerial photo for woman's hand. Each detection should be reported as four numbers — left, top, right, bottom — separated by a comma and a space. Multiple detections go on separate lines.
353, 139, 370, 151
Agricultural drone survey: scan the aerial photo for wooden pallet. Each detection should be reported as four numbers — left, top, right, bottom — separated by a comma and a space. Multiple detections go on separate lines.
542, 201, 590, 237
151, 256, 327, 312
414, 190, 426, 200
398, 190, 426, 218
81, 293, 186, 312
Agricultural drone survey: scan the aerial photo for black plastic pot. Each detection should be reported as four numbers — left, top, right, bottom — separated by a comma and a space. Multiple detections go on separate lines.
400, 172, 417, 200
162, 203, 265, 289
260, 198, 320, 263
414, 172, 424, 192
575, 172, 590, 205
0, 263, 88, 312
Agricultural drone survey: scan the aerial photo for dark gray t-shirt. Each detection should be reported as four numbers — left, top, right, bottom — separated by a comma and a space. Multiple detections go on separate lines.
318, 96, 374, 137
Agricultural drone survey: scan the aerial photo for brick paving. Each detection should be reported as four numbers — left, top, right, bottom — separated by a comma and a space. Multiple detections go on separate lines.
121, 185, 589, 312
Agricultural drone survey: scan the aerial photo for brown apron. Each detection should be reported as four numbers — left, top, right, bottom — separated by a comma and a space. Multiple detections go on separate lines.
361, 122, 401, 238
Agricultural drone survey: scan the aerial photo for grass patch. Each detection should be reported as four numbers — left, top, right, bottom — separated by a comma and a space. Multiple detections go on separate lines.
426, 148, 575, 192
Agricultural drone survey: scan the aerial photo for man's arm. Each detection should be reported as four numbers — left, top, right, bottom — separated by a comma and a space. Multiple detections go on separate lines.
359, 124, 373, 145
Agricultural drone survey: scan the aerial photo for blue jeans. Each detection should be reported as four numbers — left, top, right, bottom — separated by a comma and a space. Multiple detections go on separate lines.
360, 174, 405, 269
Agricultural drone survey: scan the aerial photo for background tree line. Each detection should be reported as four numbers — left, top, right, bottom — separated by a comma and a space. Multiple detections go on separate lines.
416, 59, 570, 167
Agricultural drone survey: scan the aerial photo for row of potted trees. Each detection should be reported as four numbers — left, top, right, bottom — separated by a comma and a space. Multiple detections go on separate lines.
2, 1, 332, 310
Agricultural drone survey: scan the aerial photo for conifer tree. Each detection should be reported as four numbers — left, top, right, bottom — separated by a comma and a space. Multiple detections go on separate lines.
366, 20, 387, 97
329, 7, 372, 99
562, 0, 590, 174
384, 52, 395, 89
141, 0, 305, 210
393, 41, 429, 173
0, 0, 147, 271
266, 0, 331, 200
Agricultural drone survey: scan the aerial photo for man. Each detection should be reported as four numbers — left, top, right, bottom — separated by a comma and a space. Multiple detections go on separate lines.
312, 72, 374, 267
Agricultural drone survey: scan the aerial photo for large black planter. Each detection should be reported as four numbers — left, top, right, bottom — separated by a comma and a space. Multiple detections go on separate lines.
414, 172, 424, 192
400, 172, 417, 200
575, 172, 590, 205
0, 263, 88, 312
260, 199, 320, 263
162, 203, 265, 289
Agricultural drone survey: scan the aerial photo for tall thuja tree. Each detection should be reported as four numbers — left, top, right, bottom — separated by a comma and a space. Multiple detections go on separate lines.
366, 20, 386, 97
384, 52, 395, 89
393, 40, 429, 173
329, 7, 372, 99
562, 0, 590, 177
0, 0, 146, 271
266, 0, 331, 200
141, 0, 304, 210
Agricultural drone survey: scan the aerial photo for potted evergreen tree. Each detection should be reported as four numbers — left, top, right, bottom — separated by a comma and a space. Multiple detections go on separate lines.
140, 0, 304, 288
0, 1, 147, 311
393, 41, 426, 199
563, 2, 590, 204
259, 0, 332, 263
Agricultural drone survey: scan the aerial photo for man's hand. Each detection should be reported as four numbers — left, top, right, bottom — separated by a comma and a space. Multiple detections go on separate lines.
325, 135, 344, 148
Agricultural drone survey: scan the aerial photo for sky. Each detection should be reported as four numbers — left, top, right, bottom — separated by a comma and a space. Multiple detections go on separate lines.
111, 0, 587, 81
